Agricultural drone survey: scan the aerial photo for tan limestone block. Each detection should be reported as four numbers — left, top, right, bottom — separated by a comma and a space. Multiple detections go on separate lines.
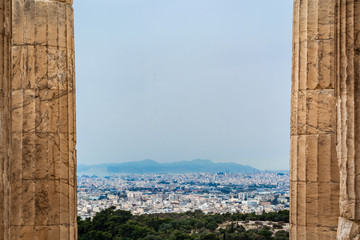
47, 3, 59, 47
20, 226, 36, 240
290, 91, 298, 134
289, 224, 297, 239
12, 0, 73, 46
59, 92, 69, 133
305, 135, 319, 182
68, 92, 76, 134
35, 90, 50, 133
59, 179, 69, 225
48, 133, 61, 179
34, 180, 49, 226
12, 0, 26, 45
35, 226, 48, 240
66, 4, 74, 45
34, 46, 48, 90
318, 134, 337, 183
59, 133, 69, 180
296, 135, 306, 181
22, 133, 36, 180
291, 90, 336, 135
10, 133, 23, 181
68, 180, 76, 220
296, 182, 307, 226
48, 226, 61, 240
47, 179, 60, 225
19, 0, 36, 45
317, 226, 338, 240
34, 1, 48, 45
291, 40, 299, 93
304, 226, 318, 240
11, 46, 36, 90
290, 181, 297, 224
22, 90, 36, 133
60, 225, 69, 240
48, 90, 60, 133
9, 180, 22, 226
0, 1, 8, 36
58, 3, 67, 48
9, 226, 22, 240
305, 183, 319, 225
306, 40, 335, 90
34, 133, 49, 179
11, 90, 23, 133
317, 1, 336, 40
21, 180, 35, 225
47, 47, 60, 90
290, 136, 297, 182
67, 50, 75, 92
296, 225, 306, 239
47, 48, 69, 91
70, 225, 76, 239
306, 90, 335, 134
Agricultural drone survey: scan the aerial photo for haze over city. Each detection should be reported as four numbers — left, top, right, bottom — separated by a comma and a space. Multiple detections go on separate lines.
74, 1, 293, 170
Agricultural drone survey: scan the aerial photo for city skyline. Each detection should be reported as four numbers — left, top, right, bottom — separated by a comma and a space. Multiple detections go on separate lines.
74, 1, 293, 170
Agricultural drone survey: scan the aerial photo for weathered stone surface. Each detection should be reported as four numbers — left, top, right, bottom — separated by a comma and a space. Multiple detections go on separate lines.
0, 1, 12, 239
337, 218, 360, 240
290, 0, 340, 239
0, 0, 76, 239
336, 0, 360, 238
292, 0, 360, 239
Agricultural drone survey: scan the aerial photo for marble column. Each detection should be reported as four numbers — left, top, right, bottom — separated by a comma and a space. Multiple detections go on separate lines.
0, 0, 77, 239
336, 1, 360, 239
290, 0, 340, 239
0, 1, 12, 239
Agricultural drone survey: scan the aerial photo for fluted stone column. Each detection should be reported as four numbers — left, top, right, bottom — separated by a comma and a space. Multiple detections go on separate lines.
291, 0, 340, 239
0, 0, 77, 239
0, 1, 12, 239
336, 1, 360, 239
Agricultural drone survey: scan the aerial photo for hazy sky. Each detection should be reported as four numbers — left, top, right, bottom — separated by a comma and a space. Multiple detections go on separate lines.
74, 0, 293, 170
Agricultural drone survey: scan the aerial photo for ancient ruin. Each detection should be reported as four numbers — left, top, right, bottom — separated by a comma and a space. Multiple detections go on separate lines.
0, 0, 77, 239
2, 0, 360, 239
291, 0, 360, 239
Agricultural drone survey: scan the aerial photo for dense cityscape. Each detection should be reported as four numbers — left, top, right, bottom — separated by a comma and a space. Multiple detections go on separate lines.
77, 172, 289, 220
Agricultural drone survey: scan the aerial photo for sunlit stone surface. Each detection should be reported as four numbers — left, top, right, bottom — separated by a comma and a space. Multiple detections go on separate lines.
0, 0, 76, 239
292, 0, 360, 239
291, 0, 340, 239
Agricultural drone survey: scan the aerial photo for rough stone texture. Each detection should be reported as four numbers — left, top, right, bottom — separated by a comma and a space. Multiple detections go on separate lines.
337, 218, 360, 240
336, 0, 360, 239
292, 0, 360, 239
0, 1, 12, 239
290, 0, 340, 239
0, 0, 77, 239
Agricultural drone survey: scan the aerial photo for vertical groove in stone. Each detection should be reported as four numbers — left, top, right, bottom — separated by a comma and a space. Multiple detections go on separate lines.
336, 1, 360, 239
291, 0, 339, 239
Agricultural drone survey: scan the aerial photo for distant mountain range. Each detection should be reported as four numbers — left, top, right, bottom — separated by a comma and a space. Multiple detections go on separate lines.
77, 159, 260, 176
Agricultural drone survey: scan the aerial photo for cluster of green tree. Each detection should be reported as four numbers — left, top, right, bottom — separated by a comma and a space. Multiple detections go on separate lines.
78, 207, 289, 240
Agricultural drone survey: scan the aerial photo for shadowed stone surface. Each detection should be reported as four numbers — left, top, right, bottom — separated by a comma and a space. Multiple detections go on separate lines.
291, 0, 340, 239
0, 1, 12, 239
336, 0, 360, 239
0, 0, 76, 239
